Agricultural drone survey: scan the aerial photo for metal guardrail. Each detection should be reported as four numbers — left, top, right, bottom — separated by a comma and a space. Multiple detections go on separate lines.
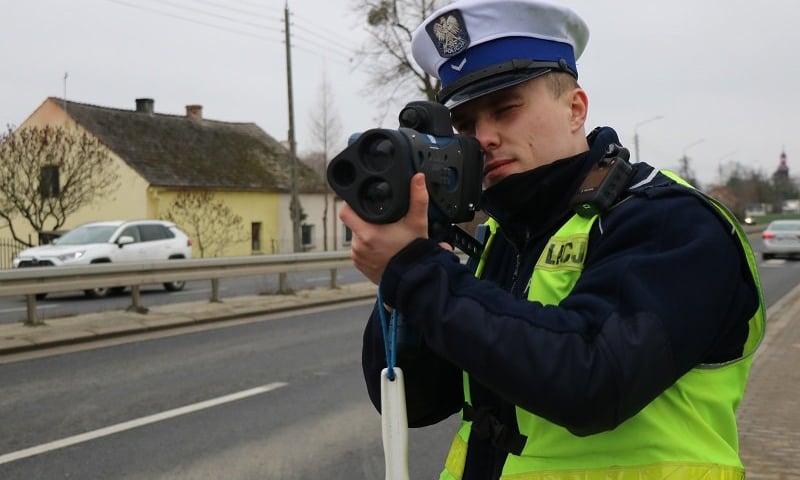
0, 251, 353, 324
0, 238, 26, 270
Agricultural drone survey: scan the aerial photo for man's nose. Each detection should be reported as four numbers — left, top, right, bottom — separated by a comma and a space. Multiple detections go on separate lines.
473, 118, 500, 151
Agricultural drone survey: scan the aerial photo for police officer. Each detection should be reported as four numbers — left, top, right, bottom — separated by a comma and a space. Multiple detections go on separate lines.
339, 0, 765, 478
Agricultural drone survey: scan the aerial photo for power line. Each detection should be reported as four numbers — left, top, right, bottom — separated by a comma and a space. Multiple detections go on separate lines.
292, 42, 352, 67
105, 0, 281, 42
139, 0, 282, 33
131, 0, 354, 59
105, 0, 353, 66
293, 12, 357, 46
292, 23, 357, 53
181, 0, 282, 22
227, 0, 276, 11
289, 33, 353, 62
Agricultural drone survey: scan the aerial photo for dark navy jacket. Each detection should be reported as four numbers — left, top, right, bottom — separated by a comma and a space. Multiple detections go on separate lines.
362, 127, 759, 479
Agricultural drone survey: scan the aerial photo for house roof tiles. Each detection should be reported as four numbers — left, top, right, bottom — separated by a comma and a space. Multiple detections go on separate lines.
51, 97, 325, 193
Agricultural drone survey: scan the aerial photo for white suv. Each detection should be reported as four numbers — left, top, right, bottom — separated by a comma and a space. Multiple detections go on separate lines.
12, 220, 193, 298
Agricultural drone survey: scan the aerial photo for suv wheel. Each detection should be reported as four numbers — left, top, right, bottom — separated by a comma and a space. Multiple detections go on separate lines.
163, 281, 186, 292
84, 287, 112, 299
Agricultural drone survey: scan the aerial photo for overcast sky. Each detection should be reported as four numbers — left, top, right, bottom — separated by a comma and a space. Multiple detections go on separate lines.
2, 0, 798, 186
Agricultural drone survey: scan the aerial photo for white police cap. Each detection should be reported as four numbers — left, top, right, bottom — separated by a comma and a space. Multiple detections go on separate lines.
411, 0, 589, 108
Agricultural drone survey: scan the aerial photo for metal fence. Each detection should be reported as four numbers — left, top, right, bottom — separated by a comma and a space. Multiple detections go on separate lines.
0, 238, 25, 270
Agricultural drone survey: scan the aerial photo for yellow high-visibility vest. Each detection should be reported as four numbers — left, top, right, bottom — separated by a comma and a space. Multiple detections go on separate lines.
441, 172, 765, 480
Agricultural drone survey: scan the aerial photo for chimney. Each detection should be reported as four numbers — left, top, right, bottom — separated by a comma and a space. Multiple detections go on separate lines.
185, 104, 203, 120
135, 98, 154, 114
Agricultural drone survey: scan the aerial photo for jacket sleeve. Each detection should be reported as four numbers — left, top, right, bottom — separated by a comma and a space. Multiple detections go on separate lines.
377, 194, 759, 435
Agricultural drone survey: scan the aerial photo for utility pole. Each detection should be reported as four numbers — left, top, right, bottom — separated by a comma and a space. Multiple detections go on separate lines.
284, 3, 302, 253
633, 115, 663, 163
63, 72, 69, 122
680, 138, 705, 183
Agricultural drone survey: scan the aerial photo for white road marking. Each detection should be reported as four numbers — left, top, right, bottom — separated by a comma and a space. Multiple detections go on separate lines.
0, 382, 288, 465
0, 304, 60, 314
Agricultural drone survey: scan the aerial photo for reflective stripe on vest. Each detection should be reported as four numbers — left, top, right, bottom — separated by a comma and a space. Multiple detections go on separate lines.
440, 173, 765, 480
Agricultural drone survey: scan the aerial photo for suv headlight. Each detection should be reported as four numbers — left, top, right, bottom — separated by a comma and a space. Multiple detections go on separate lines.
57, 251, 86, 262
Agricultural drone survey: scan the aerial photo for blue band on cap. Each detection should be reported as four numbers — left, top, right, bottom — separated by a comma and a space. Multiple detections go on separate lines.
438, 36, 576, 88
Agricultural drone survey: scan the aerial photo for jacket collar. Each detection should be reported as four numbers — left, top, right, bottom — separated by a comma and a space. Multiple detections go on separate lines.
481, 127, 622, 247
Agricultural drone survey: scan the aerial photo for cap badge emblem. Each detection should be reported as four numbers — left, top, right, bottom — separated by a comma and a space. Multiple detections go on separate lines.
427, 10, 470, 58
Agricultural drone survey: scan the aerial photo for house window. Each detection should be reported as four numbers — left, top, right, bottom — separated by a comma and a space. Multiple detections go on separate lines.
343, 225, 353, 245
251, 222, 262, 252
40, 165, 60, 198
301, 224, 314, 247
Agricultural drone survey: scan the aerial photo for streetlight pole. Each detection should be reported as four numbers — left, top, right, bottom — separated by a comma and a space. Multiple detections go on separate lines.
680, 138, 705, 181
682, 138, 706, 157
633, 115, 664, 163
714, 150, 737, 185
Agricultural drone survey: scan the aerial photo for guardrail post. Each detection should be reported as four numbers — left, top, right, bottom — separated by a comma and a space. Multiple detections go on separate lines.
210, 278, 222, 303
329, 268, 338, 289
278, 272, 291, 294
126, 286, 149, 314
24, 294, 40, 326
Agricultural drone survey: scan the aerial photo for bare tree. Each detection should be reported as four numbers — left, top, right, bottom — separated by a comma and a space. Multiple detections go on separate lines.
163, 191, 248, 258
301, 151, 328, 175
0, 125, 120, 246
353, 0, 445, 120
352, 1, 492, 240
308, 74, 344, 251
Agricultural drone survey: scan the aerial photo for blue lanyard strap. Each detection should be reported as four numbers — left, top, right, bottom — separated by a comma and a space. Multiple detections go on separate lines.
376, 291, 398, 381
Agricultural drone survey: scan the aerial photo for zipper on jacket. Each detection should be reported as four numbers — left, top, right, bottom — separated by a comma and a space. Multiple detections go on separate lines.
510, 229, 531, 294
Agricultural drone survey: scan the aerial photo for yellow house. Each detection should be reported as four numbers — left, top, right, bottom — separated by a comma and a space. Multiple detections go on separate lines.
8, 97, 337, 256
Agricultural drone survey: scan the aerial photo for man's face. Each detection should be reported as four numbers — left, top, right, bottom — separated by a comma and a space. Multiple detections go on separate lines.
450, 75, 586, 188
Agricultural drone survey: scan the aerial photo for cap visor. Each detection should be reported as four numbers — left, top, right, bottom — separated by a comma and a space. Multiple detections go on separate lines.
443, 68, 551, 110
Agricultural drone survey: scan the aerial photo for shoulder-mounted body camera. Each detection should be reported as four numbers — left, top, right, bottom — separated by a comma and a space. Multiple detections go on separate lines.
570, 143, 633, 217
327, 101, 484, 226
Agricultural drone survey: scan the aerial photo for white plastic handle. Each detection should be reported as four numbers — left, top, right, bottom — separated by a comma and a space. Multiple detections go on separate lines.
381, 367, 410, 480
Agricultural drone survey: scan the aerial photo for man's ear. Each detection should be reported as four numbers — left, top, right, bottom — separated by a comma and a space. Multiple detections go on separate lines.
568, 88, 588, 132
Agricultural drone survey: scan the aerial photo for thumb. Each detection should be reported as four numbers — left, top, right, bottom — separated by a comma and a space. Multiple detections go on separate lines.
407, 173, 429, 220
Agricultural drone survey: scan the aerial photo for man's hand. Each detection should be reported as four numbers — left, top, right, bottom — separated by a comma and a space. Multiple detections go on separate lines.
340, 173, 429, 284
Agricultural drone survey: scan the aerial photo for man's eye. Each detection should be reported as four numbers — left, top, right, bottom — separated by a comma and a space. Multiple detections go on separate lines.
496, 104, 518, 114
455, 122, 474, 135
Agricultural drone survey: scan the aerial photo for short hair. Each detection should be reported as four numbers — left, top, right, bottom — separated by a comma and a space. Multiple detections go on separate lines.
545, 72, 580, 98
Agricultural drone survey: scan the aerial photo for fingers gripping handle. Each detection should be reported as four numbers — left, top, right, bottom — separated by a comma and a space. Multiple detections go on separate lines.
381, 368, 410, 480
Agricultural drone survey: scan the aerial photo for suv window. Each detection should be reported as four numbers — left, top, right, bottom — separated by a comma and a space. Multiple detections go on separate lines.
139, 224, 175, 242
119, 226, 142, 243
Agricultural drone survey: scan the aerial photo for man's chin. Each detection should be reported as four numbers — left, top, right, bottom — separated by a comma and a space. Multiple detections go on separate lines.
483, 169, 510, 188
483, 174, 509, 191
484, 168, 539, 191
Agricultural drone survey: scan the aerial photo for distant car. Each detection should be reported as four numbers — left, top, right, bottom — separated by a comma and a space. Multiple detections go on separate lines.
12, 220, 192, 298
761, 220, 800, 260
743, 216, 757, 225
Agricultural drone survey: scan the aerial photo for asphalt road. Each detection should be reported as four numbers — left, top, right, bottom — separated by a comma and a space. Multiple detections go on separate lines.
0, 301, 457, 479
1, 233, 798, 478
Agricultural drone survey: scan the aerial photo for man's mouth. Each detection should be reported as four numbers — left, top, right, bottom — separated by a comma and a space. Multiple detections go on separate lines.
483, 159, 514, 177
